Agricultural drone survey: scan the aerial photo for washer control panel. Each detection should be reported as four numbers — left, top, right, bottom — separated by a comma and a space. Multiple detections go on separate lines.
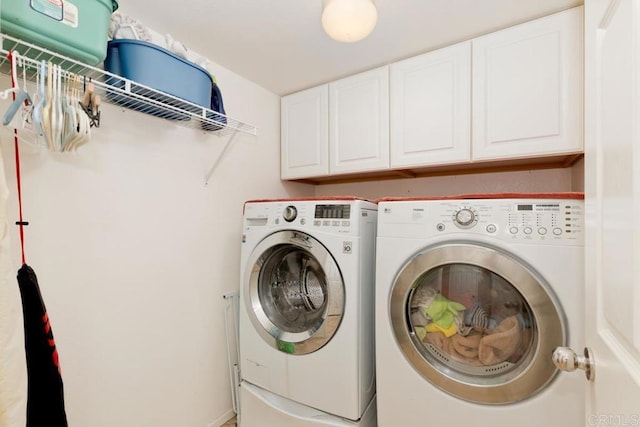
276, 203, 353, 228
244, 200, 378, 237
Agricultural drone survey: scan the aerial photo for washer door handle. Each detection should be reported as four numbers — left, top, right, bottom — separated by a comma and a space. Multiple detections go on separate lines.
290, 232, 312, 248
552, 346, 595, 381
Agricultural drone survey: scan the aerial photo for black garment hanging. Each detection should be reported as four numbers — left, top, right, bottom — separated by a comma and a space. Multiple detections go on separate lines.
8, 51, 68, 427
17, 264, 68, 427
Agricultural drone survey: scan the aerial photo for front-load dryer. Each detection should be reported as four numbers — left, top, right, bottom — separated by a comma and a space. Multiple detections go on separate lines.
375, 195, 585, 426
239, 198, 377, 426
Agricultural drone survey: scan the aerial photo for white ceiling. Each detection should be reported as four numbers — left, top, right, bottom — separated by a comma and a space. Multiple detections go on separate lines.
117, 0, 583, 96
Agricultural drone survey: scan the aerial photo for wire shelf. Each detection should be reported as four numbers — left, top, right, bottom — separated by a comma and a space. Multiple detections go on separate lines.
0, 33, 257, 137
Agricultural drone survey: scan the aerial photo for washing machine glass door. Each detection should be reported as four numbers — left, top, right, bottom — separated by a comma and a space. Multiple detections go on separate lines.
245, 230, 344, 355
390, 243, 565, 404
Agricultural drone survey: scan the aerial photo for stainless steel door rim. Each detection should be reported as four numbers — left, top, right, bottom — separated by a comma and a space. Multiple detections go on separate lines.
245, 230, 345, 355
389, 242, 565, 404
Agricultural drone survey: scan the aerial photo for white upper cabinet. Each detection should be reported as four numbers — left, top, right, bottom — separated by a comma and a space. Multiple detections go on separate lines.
329, 66, 390, 174
280, 7, 584, 181
390, 41, 471, 168
472, 7, 584, 161
281, 85, 329, 179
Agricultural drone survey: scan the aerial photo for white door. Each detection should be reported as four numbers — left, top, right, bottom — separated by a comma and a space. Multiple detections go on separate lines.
472, 7, 583, 162
390, 41, 471, 168
329, 66, 389, 175
580, 0, 640, 423
281, 85, 329, 179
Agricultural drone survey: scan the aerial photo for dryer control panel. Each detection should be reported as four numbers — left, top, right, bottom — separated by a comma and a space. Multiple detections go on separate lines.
378, 198, 584, 245
505, 202, 582, 239
446, 200, 583, 244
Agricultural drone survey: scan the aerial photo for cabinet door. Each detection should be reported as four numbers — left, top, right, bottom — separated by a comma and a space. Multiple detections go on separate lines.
390, 41, 471, 168
281, 85, 329, 179
472, 7, 583, 161
329, 66, 389, 174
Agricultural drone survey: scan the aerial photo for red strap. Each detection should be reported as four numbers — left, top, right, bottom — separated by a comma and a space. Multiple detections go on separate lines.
8, 51, 27, 265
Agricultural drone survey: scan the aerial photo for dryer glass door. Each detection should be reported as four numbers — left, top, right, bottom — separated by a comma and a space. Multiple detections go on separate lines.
390, 243, 565, 404
245, 230, 345, 355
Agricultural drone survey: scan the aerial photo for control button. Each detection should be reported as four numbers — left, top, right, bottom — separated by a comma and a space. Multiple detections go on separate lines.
538, 227, 548, 235
486, 224, 497, 233
314, 220, 321, 226
523, 227, 532, 235
342, 221, 350, 227
283, 205, 297, 222
332, 220, 340, 226
275, 218, 280, 225
300, 218, 306, 225
553, 228, 563, 236
322, 220, 330, 226
509, 226, 519, 235
436, 223, 446, 232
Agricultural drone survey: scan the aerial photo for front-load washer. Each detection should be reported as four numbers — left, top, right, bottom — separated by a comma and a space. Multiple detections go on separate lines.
375, 195, 585, 426
239, 198, 377, 426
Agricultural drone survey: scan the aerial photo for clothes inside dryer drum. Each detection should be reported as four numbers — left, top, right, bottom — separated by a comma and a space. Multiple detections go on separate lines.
408, 263, 536, 381
258, 246, 328, 334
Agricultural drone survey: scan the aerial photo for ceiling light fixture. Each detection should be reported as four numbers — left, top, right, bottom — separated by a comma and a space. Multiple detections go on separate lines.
321, 0, 378, 43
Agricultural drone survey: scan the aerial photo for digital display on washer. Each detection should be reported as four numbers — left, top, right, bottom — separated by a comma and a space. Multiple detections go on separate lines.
516, 203, 560, 211
315, 204, 351, 219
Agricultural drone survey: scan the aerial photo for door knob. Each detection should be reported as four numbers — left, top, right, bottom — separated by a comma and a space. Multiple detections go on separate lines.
552, 346, 595, 381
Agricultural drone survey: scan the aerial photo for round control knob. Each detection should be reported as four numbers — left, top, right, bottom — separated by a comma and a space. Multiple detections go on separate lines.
454, 208, 476, 227
283, 205, 297, 222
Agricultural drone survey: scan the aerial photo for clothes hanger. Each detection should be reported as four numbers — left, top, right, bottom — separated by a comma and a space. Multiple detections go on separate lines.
61, 74, 77, 151
31, 60, 47, 139
42, 61, 54, 150
2, 51, 33, 126
68, 75, 91, 150
0, 87, 20, 100
53, 65, 64, 151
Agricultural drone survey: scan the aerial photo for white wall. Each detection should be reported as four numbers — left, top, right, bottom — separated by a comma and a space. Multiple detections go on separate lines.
0, 65, 313, 426
314, 164, 583, 199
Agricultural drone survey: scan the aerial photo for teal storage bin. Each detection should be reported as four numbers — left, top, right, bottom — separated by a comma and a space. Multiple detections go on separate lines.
1, 0, 119, 65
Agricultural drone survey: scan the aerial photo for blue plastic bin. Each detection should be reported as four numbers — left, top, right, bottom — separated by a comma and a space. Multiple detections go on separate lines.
104, 39, 213, 120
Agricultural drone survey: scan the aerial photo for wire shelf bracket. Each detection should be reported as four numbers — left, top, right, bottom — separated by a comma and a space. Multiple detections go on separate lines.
204, 130, 238, 186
